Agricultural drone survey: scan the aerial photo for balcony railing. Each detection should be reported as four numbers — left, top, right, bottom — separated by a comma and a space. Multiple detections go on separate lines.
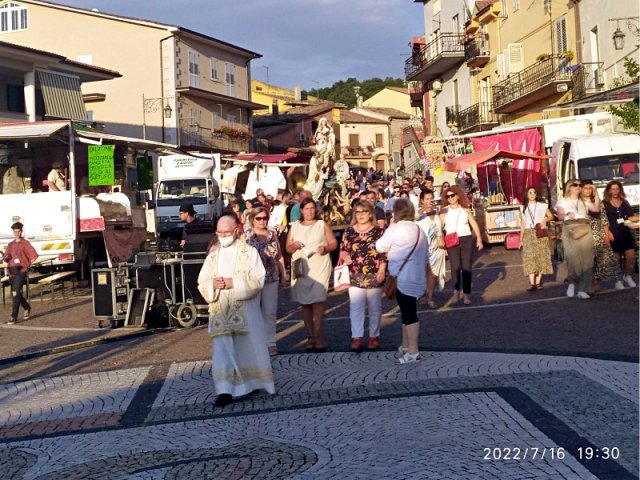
571, 62, 606, 100
445, 105, 461, 127
464, 34, 490, 67
458, 102, 498, 133
492, 55, 574, 113
405, 33, 465, 79
409, 82, 427, 108
179, 122, 249, 152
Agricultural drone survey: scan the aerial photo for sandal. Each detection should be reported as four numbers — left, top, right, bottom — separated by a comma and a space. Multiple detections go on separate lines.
394, 352, 421, 364
536, 283, 544, 290
526, 285, 537, 292
394, 345, 408, 358
426, 300, 437, 309
463, 294, 472, 305
305, 336, 316, 351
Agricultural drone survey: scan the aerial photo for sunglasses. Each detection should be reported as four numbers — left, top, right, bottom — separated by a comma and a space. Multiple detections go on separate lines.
446, 193, 457, 198
572, 183, 582, 187
355, 210, 368, 214
254, 216, 268, 221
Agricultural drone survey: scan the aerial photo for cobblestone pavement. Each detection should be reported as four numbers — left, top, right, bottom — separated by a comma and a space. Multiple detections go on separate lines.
0, 351, 637, 479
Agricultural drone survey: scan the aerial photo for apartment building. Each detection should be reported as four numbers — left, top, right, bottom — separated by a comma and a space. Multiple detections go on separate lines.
363, 86, 416, 116
488, 0, 578, 124
405, 0, 473, 138
569, 0, 639, 103
407, 0, 634, 137
0, 0, 266, 152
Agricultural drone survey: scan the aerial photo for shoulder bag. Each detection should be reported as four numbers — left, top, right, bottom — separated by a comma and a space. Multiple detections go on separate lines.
444, 208, 461, 249
384, 227, 420, 300
564, 218, 591, 240
528, 203, 548, 238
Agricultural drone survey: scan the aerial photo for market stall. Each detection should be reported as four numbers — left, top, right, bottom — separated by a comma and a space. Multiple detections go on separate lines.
444, 149, 549, 245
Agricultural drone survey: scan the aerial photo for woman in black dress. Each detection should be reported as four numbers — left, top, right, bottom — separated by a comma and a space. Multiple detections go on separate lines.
602, 181, 638, 288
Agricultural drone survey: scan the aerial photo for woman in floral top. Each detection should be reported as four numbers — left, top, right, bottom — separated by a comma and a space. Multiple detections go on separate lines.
245, 207, 286, 356
340, 200, 386, 352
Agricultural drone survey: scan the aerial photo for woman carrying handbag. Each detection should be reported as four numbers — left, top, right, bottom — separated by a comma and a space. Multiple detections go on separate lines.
339, 201, 386, 352
555, 179, 600, 299
439, 186, 483, 305
519, 187, 554, 291
376, 198, 428, 364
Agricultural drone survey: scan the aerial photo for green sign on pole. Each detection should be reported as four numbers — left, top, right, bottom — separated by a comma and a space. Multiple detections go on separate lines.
88, 144, 115, 186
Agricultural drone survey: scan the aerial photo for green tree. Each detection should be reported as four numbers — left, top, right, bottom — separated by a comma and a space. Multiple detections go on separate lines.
608, 57, 639, 133
303, 77, 405, 108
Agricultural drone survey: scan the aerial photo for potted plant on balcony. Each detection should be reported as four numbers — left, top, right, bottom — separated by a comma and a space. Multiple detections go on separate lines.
213, 126, 251, 141
536, 53, 551, 62
562, 50, 575, 62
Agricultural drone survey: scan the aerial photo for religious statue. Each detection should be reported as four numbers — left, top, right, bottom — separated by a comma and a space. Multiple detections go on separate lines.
303, 151, 328, 200
304, 118, 335, 201
333, 154, 350, 195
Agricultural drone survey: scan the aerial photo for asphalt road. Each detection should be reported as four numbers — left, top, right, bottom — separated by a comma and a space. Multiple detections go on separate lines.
0, 246, 637, 384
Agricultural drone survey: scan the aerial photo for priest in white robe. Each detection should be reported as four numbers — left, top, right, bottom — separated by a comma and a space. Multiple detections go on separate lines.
198, 214, 275, 407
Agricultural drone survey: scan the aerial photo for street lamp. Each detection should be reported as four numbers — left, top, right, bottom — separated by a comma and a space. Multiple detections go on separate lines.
609, 17, 640, 50
142, 95, 174, 141
613, 27, 625, 50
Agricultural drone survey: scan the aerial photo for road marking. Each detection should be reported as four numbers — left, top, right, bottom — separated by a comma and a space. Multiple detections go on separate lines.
279, 288, 626, 325
0, 324, 97, 331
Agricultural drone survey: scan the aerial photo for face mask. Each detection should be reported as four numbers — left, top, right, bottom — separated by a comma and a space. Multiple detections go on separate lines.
219, 236, 235, 248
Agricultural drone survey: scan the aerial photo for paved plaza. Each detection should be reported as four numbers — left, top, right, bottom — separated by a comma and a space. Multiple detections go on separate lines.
0, 350, 638, 479
0, 249, 637, 479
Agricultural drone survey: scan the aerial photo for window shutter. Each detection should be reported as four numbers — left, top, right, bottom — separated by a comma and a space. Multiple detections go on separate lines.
507, 43, 524, 73
210, 57, 218, 80
556, 17, 567, 54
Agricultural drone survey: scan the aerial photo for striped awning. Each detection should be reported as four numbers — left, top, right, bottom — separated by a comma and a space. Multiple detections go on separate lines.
37, 70, 87, 121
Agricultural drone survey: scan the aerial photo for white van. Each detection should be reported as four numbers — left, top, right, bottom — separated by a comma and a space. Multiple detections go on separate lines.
550, 133, 640, 207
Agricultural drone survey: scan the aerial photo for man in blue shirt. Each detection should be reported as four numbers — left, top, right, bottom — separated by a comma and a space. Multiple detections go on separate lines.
289, 190, 312, 223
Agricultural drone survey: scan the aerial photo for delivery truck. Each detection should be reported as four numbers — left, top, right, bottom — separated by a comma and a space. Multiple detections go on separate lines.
153, 153, 222, 237
550, 132, 640, 207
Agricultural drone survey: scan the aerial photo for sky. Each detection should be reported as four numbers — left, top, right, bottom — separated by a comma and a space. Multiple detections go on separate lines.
56, 0, 425, 91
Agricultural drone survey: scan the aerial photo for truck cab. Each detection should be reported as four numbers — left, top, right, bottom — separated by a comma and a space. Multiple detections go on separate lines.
550, 133, 640, 207
154, 154, 221, 236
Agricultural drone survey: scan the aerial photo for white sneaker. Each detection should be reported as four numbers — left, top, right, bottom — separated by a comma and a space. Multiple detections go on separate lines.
615, 280, 625, 290
576, 291, 591, 299
566, 283, 575, 298
623, 275, 637, 288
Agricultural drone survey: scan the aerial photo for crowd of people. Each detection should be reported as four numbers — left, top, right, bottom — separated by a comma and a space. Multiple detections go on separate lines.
195, 171, 637, 406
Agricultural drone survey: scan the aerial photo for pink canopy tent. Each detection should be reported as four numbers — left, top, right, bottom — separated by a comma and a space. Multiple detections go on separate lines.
469, 128, 547, 202
443, 149, 549, 172
444, 148, 549, 203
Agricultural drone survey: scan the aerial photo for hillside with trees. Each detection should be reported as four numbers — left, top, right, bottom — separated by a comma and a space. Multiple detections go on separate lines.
304, 77, 405, 108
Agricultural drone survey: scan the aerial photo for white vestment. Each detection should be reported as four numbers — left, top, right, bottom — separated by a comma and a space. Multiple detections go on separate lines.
197, 239, 275, 397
